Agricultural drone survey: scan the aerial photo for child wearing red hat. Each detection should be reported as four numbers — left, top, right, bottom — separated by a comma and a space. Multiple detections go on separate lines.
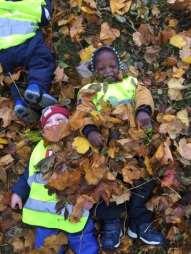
11, 105, 99, 253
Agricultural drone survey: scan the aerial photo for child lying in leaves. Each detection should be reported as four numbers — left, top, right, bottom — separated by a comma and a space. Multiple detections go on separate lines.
77, 46, 166, 250
11, 105, 99, 254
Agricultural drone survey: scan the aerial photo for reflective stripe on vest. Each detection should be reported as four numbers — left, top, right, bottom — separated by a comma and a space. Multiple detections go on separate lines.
22, 140, 89, 233
80, 76, 137, 111
0, 0, 45, 49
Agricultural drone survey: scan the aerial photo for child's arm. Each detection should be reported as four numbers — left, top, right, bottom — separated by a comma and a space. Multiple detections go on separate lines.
11, 167, 30, 209
41, 0, 52, 26
135, 85, 154, 129
82, 125, 104, 148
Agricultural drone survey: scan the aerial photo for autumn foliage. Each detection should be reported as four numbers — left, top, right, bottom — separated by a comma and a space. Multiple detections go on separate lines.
0, 0, 191, 254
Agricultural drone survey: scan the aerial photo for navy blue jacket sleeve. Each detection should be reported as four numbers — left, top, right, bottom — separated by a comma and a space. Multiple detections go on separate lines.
12, 167, 30, 202
41, 0, 52, 25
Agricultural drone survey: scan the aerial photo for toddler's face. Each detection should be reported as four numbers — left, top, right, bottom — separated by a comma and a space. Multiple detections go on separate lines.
43, 113, 68, 129
95, 51, 119, 81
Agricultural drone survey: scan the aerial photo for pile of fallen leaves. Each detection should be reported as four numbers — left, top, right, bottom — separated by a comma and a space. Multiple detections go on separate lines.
1, 0, 191, 253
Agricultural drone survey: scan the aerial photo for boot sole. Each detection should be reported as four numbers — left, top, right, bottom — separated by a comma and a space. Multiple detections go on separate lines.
128, 228, 163, 245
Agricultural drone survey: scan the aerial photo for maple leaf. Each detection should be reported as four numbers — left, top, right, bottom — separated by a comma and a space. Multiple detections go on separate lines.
48, 169, 81, 191
100, 22, 120, 44
80, 155, 106, 185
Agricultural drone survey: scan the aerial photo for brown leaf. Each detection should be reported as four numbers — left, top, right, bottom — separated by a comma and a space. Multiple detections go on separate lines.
177, 138, 191, 160
48, 169, 81, 191
122, 164, 143, 184
42, 122, 71, 142
110, 0, 132, 15
0, 154, 14, 167
100, 22, 120, 44
70, 195, 95, 222
0, 98, 14, 127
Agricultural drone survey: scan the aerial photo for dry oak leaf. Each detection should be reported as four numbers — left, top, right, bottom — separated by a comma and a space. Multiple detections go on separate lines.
110, 0, 132, 15
178, 138, 191, 160
122, 164, 143, 184
48, 169, 81, 191
72, 136, 90, 154
100, 22, 120, 44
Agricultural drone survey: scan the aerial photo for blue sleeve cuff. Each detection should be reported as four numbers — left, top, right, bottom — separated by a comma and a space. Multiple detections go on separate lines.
135, 105, 152, 117
82, 124, 100, 137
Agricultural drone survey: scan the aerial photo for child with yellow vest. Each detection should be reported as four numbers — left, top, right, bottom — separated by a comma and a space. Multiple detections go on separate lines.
0, 0, 57, 123
11, 105, 99, 253
78, 46, 166, 250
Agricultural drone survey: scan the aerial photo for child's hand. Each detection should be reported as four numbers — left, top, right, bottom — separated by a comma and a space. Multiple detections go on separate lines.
136, 111, 152, 129
11, 193, 23, 209
87, 131, 104, 148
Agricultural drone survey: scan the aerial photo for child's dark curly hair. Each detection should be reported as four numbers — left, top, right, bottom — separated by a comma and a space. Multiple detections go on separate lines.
90, 46, 123, 73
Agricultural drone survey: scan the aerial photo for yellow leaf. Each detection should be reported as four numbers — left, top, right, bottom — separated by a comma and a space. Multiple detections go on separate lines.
0, 138, 8, 145
144, 156, 153, 175
167, 78, 185, 90
79, 45, 95, 62
180, 47, 191, 64
168, 88, 183, 101
181, 56, 191, 64
72, 136, 90, 154
177, 109, 189, 127
172, 67, 185, 78
110, 0, 132, 15
169, 35, 187, 48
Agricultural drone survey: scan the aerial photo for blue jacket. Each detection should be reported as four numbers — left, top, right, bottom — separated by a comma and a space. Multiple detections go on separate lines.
12, 167, 30, 202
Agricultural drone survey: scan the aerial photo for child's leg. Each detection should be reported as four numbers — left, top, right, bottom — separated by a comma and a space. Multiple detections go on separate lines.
35, 227, 65, 254
23, 33, 56, 106
127, 179, 165, 245
67, 218, 99, 254
92, 202, 126, 250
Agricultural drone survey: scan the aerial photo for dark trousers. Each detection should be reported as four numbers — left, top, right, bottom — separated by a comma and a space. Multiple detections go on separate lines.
92, 179, 156, 225
0, 32, 55, 101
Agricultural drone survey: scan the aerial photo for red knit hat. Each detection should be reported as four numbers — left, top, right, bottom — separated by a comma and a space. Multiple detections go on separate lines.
40, 105, 70, 128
